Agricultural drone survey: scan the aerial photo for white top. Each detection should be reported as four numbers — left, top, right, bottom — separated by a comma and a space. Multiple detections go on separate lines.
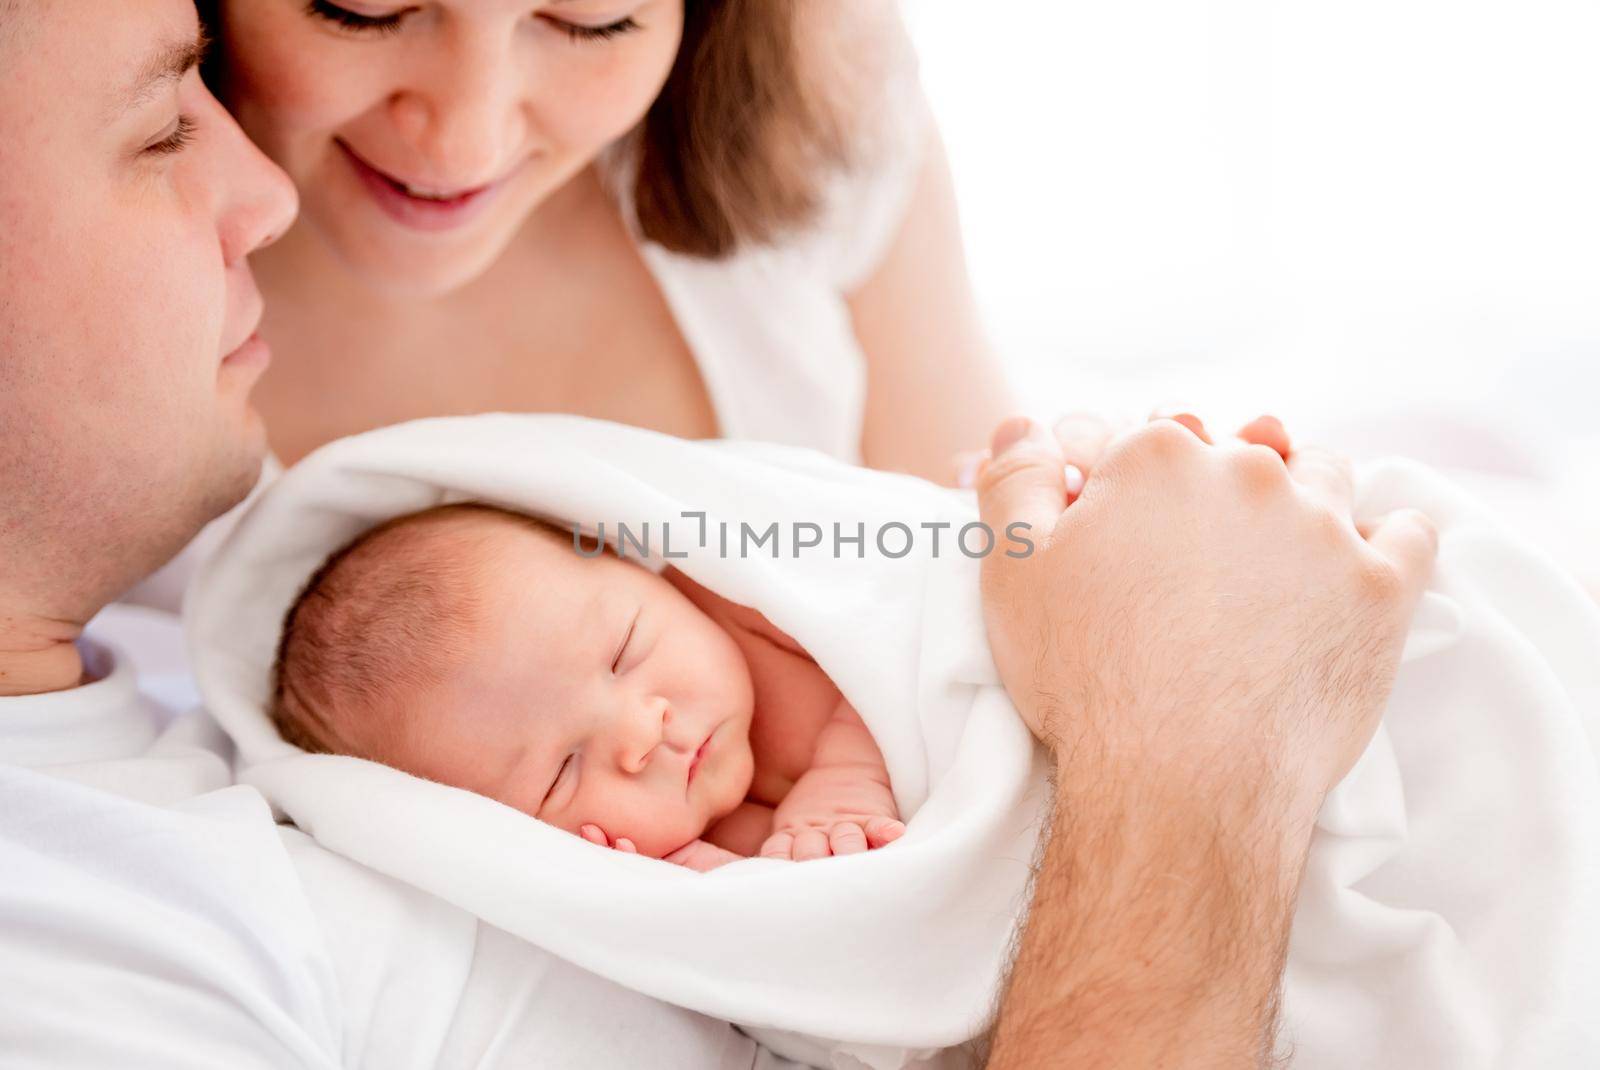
0, 604, 791, 1069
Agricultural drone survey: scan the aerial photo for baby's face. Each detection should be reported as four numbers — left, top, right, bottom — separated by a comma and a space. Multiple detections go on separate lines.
401, 523, 757, 858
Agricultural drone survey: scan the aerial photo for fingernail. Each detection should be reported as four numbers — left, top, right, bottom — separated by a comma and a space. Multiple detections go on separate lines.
991, 416, 1034, 456
1063, 464, 1085, 498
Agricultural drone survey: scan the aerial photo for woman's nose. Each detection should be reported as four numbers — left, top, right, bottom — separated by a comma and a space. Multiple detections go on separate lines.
387, 29, 530, 186
616, 697, 674, 775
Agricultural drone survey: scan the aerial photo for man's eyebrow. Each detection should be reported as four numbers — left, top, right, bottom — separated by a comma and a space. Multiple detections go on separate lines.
117, 29, 211, 114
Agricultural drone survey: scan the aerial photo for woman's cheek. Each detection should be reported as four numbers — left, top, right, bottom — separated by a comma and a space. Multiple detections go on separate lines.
532, 35, 678, 149
223, 21, 372, 153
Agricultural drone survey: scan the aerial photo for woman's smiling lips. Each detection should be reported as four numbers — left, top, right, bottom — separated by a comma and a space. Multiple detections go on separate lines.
336, 139, 520, 233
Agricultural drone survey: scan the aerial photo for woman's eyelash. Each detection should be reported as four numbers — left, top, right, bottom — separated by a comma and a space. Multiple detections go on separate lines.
305, 3, 642, 44
554, 16, 641, 43
305, 0, 407, 35
146, 116, 197, 157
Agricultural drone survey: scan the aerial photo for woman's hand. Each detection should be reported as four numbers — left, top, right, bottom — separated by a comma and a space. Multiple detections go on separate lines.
974, 414, 1436, 816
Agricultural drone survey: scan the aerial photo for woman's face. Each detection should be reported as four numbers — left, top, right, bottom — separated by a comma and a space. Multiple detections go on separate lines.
216, 0, 684, 297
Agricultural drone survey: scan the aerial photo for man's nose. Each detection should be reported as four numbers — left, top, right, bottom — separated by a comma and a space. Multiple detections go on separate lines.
214, 96, 299, 267
387, 29, 530, 186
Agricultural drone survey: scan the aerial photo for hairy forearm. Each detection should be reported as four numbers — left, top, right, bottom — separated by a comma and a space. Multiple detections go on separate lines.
986, 762, 1315, 1069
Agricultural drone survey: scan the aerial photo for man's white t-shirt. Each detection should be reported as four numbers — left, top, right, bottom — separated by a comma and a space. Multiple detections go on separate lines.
0, 604, 784, 1069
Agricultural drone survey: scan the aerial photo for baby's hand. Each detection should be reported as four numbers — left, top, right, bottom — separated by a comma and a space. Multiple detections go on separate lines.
578, 824, 742, 872
662, 838, 744, 872
579, 822, 640, 854
759, 697, 904, 862
758, 815, 904, 862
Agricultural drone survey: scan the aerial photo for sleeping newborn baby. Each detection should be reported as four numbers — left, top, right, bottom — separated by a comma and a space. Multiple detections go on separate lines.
270, 502, 904, 872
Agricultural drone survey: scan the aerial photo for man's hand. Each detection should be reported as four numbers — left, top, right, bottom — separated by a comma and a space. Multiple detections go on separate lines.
978, 416, 1434, 808
973, 415, 1437, 1068
955, 409, 1292, 493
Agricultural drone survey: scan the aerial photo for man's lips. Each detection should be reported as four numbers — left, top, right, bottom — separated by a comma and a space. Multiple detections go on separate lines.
220, 331, 270, 371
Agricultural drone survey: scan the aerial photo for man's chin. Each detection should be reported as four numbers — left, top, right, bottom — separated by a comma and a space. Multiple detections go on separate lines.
189, 414, 270, 532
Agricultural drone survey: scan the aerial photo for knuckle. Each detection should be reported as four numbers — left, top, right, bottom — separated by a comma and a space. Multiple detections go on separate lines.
1139, 418, 1197, 455
1399, 508, 1440, 551
1356, 555, 1404, 602
1101, 421, 1189, 471
1306, 503, 1350, 546
1232, 443, 1289, 490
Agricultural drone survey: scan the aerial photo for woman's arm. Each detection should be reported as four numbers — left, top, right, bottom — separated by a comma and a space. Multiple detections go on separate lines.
848, 124, 1017, 485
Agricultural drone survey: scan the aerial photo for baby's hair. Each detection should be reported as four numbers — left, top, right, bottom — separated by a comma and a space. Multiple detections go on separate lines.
270, 502, 571, 760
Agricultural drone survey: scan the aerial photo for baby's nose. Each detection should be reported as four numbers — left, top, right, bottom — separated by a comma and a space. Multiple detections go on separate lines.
619, 697, 675, 773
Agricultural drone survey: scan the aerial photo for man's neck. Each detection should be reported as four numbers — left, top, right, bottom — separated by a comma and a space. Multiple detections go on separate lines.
0, 611, 87, 696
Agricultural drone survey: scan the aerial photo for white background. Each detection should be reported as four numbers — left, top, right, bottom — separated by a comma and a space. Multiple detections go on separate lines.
906, 0, 1598, 587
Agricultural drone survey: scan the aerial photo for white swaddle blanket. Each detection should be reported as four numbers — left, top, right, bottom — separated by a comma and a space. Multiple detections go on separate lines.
187, 414, 1600, 1069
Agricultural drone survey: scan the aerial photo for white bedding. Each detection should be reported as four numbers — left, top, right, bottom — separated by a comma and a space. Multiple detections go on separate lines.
186, 414, 1600, 1068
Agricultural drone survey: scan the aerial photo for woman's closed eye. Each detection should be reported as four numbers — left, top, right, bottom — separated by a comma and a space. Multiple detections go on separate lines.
306, 1, 644, 43
546, 14, 641, 44
304, 0, 411, 36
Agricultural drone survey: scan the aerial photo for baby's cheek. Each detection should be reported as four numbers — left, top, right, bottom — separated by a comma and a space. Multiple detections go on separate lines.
625, 807, 712, 860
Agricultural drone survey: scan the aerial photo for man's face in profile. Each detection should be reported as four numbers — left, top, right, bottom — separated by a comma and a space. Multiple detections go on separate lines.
0, 0, 296, 612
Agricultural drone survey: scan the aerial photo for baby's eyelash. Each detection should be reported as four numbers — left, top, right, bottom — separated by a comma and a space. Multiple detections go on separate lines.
542, 754, 573, 809
611, 613, 638, 674
146, 116, 197, 157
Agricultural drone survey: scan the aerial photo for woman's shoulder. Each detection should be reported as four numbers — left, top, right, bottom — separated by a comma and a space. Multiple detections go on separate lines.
602, 1, 932, 292
791, 0, 935, 292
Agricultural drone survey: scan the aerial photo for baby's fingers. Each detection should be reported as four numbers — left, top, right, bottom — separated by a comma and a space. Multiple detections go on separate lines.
759, 831, 795, 861
863, 817, 906, 849
580, 824, 637, 854
828, 823, 869, 856
792, 828, 831, 862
